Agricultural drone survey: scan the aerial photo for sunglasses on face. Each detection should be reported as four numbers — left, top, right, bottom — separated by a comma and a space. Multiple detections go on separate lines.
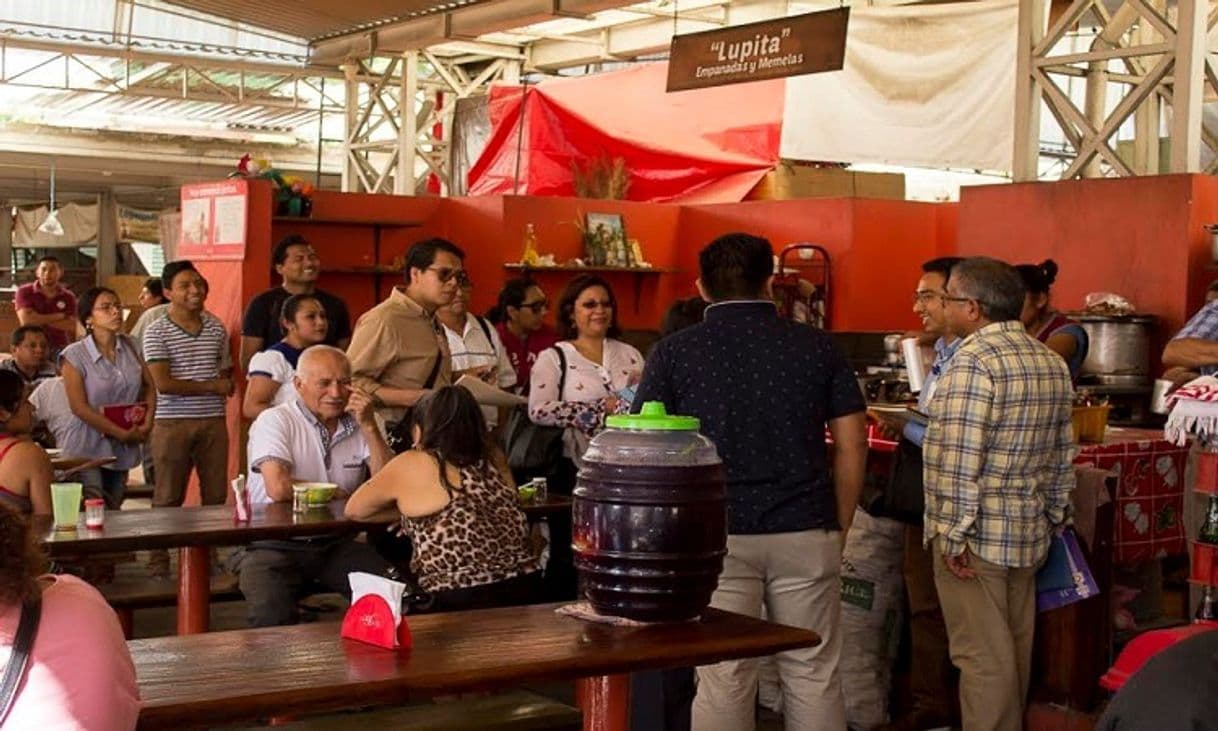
518, 299, 548, 313
425, 266, 471, 286
579, 300, 614, 310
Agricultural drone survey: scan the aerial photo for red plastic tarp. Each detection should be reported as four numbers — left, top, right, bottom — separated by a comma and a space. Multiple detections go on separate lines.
467, 63, 784, 204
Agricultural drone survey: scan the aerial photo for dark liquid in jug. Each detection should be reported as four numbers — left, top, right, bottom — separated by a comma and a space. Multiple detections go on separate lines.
573, 461, 727, 622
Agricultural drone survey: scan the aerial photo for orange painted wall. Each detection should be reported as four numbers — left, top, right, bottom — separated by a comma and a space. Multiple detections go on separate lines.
678, 198, 942, 331
955, 175, 1201, 362
1185, 175, 1218, 313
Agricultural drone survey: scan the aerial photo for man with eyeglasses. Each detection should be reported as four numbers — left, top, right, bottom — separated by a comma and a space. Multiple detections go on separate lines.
346, 238, 462, 450
876, 257, 963, 731
923, 257, 1075, 731
436, 276, 516, 432
239, 235, 352, 372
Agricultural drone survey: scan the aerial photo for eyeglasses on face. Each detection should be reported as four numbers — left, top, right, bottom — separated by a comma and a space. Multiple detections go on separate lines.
426, 266, 470, 286
518, 299, 548, 313
93, 302, 122, 313
912, 290, 945, 304
578, 300, 614, 310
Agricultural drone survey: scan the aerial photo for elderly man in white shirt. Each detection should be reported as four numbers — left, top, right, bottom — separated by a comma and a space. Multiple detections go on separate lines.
232, 345, 396, 627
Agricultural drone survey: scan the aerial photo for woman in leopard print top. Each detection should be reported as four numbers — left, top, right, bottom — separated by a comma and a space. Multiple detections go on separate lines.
346, 386, 541, 612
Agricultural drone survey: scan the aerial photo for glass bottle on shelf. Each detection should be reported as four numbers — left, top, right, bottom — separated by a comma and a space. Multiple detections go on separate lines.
1196, 586, 1217, 622
521, 223, 540, 267
1201, 495, 1218, 545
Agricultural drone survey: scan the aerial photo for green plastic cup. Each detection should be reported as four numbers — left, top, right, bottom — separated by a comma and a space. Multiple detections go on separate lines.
50, 482, 83, 530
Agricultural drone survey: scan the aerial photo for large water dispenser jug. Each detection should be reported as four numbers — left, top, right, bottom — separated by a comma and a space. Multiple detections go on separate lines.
572, 402, 727, 622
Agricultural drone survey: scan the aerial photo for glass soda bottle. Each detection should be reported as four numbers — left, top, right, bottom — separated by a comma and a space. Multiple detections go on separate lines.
1196, 586, 1217, 622
1200, 495, 1218, 545
522, 223, 540, 266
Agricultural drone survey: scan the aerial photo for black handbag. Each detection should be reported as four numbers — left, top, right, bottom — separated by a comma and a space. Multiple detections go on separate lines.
0, 592, 42, 726
503, 346, 567, 474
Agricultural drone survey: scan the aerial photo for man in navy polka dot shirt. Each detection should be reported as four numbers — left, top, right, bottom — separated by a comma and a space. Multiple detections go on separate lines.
634, 232, 867, 731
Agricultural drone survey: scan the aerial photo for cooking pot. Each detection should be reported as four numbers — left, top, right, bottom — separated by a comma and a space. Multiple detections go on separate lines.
1067, 313, 1156, 382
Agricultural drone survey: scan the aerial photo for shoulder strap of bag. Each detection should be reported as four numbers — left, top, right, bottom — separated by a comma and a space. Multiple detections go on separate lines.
474, 316, 494, 353
552, 345, 568, 397
0, 593, 42, 726
423, 324, 444, 390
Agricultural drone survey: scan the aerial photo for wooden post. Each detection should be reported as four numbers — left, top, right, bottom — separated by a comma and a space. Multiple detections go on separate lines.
397, 51, 419, 195
578, 674, 630, 731
1013, 0, 1049, 181
177, 545, 211, 634
1171, 0, 1206, 173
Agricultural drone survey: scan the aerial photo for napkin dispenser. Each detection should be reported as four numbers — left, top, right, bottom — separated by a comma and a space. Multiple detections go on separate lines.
341, 571, 413, 649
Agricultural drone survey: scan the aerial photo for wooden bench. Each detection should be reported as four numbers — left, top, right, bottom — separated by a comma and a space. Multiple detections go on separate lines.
220, 690, 581, 730
102, 574, 242, 638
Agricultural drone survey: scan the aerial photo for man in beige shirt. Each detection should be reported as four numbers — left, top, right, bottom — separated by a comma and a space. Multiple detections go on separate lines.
346, 238, 465, 448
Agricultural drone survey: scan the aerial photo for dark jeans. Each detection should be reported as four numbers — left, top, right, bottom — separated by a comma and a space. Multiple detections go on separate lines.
230, 537, 394, 627
79, 467, 127, 510
417, 570, 544, 614
631, 669, 695, 731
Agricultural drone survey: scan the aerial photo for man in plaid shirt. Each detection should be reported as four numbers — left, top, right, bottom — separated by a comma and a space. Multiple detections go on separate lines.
1162, 288, 1218, 377
922, 257, 1075, 731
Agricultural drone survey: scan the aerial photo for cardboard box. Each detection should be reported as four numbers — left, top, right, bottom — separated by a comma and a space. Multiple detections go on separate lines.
746, 161, 905, 201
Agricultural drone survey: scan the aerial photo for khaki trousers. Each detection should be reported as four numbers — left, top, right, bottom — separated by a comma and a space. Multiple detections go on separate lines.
932, 537, 1037, 731
692, 530, 846, 731
150, 417, 229, 507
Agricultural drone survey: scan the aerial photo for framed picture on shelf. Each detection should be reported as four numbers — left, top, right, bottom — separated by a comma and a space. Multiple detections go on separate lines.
584, 212, 632, 267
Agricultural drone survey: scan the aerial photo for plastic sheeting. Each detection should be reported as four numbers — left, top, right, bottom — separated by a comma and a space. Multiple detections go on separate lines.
467, 63, 784, 203
780, 0, 1017, 173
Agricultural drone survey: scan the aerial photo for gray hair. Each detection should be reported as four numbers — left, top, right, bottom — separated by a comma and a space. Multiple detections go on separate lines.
295, 344, 350, 379
949, 257, 1027, 323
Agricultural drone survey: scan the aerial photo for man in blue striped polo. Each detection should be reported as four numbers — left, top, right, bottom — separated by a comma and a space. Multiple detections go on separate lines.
143, 259, 233, 510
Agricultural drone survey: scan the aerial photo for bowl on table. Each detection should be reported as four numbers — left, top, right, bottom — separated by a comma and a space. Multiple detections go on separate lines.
294, 482, 338, 507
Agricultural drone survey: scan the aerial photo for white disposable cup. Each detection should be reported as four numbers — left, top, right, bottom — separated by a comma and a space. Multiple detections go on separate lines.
902, 338, 926, 393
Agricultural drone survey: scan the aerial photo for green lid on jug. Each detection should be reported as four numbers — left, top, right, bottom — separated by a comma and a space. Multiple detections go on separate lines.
605, 401, 700, 431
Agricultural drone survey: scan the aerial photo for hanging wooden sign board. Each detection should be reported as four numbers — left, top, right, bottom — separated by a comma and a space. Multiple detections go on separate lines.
666, 8, 849, 92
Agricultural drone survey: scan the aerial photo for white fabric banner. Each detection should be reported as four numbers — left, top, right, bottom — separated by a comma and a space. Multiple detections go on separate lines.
780, 0, 1017, 173
13, 201, 100, 248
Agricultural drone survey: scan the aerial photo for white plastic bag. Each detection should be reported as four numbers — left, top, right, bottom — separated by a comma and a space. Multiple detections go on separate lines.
839, 508, 905, 730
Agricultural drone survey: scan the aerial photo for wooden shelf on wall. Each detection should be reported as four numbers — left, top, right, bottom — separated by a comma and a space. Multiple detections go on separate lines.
503, 264, 681, 274
272, 216, 422, 228
503, 263, 682, 311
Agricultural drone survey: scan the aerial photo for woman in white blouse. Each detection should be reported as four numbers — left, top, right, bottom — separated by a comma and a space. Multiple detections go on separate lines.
528, 275, 643, 491
242, 294, 328, 419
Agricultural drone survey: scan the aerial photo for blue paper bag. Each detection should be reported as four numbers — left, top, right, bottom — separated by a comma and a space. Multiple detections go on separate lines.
1035, 528, 1099, 613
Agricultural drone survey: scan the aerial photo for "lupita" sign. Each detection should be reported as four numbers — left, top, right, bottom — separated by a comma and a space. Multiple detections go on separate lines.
666, 8, 849, 92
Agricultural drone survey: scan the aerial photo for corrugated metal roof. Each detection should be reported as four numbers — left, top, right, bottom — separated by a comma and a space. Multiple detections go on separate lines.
156, 0, 471, 41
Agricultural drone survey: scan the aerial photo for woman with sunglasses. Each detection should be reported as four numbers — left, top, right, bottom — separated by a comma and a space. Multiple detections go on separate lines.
243, 294, 329, 420
487, 278, 558, 396
528, 275, 643, 489
59, 286, 156, 509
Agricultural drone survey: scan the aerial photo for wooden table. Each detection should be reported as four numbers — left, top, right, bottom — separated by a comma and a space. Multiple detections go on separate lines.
36, 501, 372, 635
132, 602, 819, 731
35, 497, 572, 635
49, 454, 117, 474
